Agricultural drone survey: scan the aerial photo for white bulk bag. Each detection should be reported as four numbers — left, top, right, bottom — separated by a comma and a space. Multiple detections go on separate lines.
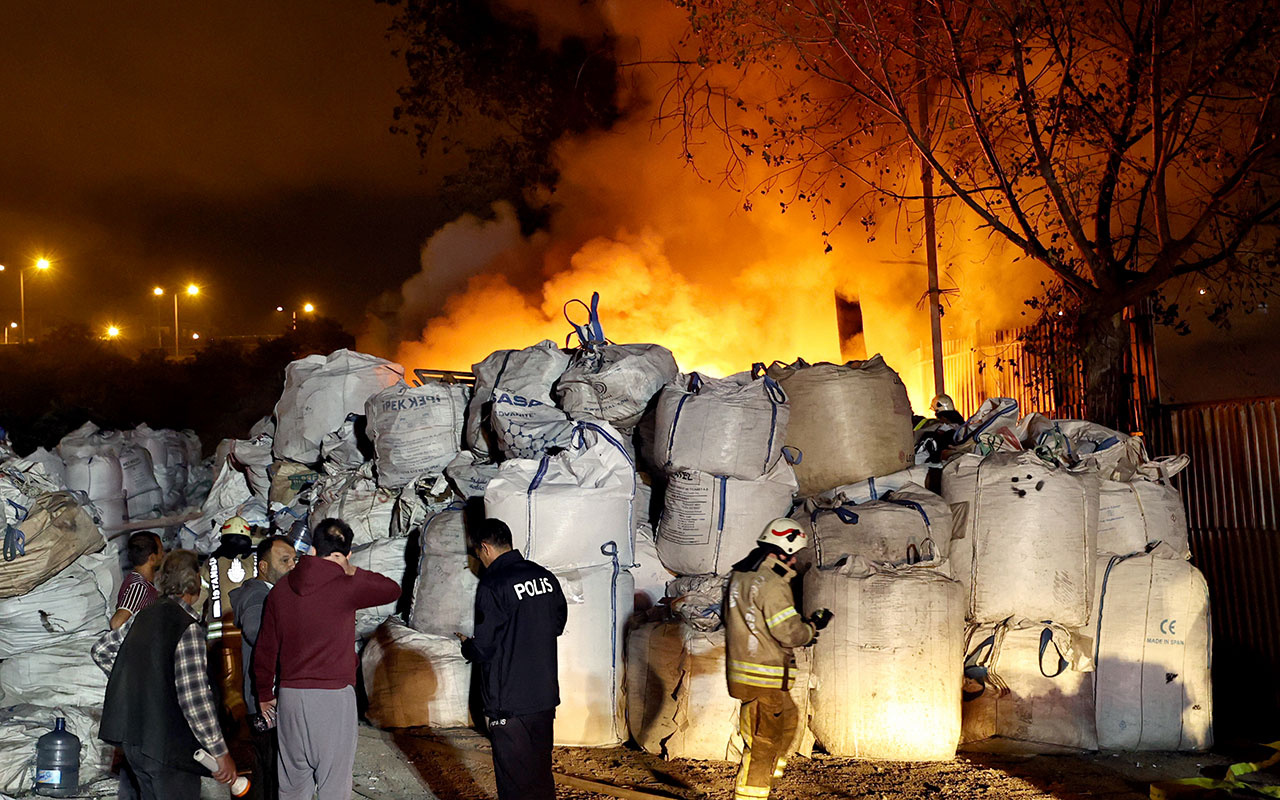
320, 416, 365, 474
656, 459, 797, 576
366, 381, 471, 488
0, 493, 105, 599
1034, 420, 1151, 481
654, 371, 789, 481
362, 621, 471, 729
348, 536, 411, 639
666, 574, 728, 632
557, 343, 679, 430
962, 621, 1097, 751
1092, 547, 1212, 750
485, 340, 574, 460
131, 424, 191, 513
947, 452, 1097, 626
118, 442, 162, 521
219, 433, 275, 499
555, 562, 633, 747
62, 453, 127, 528
0, 552, 115, 658
1097, 479, 1189, 558
631, 530, 672, 611
181, 461, 270, 554
769, 356, 914, 496
485, 422, 635, 570
805, 483, 952, 569
273, 349, 403, 463
444, 451, 501, 499
813, 463, 938, 506
309, 466, 398, 547
805, 560, 964, 761
409, 508, 480, 637
0, 632, 107, 707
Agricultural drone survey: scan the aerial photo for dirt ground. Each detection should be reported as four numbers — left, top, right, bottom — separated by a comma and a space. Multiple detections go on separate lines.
62, 722, 1259, 800
381, 726, 1246, 800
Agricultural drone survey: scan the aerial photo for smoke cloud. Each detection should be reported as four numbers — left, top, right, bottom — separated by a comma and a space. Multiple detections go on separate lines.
362, 0, 1048, 412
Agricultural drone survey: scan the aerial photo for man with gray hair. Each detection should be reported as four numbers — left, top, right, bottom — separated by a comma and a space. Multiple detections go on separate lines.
93, 550, 239, 799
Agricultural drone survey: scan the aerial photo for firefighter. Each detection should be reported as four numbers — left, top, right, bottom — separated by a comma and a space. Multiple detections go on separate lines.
725, 518, 833, 800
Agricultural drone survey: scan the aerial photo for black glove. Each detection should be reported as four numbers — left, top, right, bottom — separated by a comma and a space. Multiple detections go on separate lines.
808, 608, 834, 631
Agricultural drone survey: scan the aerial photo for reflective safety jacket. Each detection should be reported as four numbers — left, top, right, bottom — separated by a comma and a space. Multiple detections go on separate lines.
725, 553, 816, 693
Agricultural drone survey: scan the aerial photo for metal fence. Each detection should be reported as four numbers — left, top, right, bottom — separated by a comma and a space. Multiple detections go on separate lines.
1155, 398, 1280, 739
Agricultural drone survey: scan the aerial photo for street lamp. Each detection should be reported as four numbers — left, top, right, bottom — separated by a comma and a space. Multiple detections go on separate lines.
276, 301, 316, 331
155, 284, 200, 357
105, 325, 120, 340
1, 257, 52, 344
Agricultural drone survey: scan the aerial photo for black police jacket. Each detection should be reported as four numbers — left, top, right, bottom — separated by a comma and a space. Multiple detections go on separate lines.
461, 549, 567, 719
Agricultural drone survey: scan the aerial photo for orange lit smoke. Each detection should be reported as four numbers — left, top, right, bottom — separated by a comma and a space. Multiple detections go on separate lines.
361, 1, 1049, 413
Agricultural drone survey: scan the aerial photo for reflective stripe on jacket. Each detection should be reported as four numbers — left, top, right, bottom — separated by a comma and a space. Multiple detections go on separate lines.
725, 553, 815, 693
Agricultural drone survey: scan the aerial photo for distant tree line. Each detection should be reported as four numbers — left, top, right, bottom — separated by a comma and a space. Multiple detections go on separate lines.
0, 318, 353, 456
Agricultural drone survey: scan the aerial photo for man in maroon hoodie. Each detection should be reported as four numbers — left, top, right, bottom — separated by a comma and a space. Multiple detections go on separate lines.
252, 518, 400, 800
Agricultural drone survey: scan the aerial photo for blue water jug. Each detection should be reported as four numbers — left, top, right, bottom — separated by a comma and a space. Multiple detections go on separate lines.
34, 717, 79, 797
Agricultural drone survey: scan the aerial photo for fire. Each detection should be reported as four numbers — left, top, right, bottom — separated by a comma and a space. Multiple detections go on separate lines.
364, 0, 1049, 416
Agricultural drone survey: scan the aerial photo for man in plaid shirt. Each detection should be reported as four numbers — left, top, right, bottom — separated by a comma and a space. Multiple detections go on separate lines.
93, 549, 238, 799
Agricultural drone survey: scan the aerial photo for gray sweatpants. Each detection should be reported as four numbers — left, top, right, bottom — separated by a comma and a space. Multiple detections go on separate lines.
277, 686, 357, 800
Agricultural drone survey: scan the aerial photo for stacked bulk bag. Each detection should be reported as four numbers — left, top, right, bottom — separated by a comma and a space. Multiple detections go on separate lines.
557, 343, 678, 430
218, 433, 274, 500
1098, 479, 1190, 557
654, 371, 788, 480
273, 349, 403, 463
803, 483, 952, 569
0, 493, 104, 598
362, 621, 471, 729
554, 293, 680, 431
666, 574, 728, 632
0, 632, 107, 707
131, 424, 191, 512
1092, 546, 1212, 750
409, 507, 480, 637
656, 458, 798, 575
943, 451, 1098, 626
554, 560, 633, 747
804, 559, 964, 761
769, 356, 914, 496
961, 621, 1097, 751
348, 536, 411, 638
0, 552, 115, 657
309, 465, 397, 547
444, 451, 501, 499
485, 422, 636, 570
474, 340, 574, 460
365, 381, 470, 488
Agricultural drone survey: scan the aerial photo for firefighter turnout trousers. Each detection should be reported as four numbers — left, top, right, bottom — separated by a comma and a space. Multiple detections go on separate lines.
732, 684, 799, 800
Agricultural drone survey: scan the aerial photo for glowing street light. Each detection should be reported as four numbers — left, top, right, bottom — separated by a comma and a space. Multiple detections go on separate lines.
4, 256, 54, 345
277, 301, 317, 330
105, 325, 121, 339
154, 283, 201, 357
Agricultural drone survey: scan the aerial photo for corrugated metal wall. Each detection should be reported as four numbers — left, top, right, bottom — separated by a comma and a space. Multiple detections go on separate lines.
1156, 398, 1280, 739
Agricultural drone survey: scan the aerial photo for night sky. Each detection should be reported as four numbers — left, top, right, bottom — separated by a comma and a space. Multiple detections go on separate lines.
0, 1, 449, 340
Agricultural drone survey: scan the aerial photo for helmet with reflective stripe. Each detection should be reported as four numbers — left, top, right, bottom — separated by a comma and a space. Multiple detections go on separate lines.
757, 517, 807, 555
931, 394, 957, 413
220, 515, 251, 537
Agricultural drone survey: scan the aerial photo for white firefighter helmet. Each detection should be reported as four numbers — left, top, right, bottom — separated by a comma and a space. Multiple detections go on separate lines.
220, 516, 251, 537
931, 394, 957, 413
758, 518, 808, 555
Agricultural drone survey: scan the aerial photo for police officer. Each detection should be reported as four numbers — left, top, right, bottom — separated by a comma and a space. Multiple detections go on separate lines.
458, 518, 567, 800
726, 519, 832, 800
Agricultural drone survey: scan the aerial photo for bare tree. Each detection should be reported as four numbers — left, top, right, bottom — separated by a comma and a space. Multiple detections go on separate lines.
670, 0, 1280, 426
